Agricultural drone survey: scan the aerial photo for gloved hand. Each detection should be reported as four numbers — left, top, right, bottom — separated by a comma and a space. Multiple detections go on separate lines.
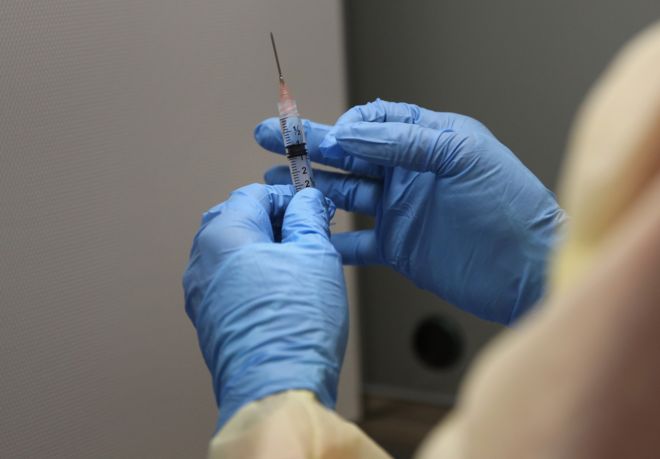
254, 100, 566, 324
183, 184, 348, 430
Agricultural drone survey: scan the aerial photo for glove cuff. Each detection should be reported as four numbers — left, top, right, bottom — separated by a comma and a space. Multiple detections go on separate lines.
215, 361, 340, 431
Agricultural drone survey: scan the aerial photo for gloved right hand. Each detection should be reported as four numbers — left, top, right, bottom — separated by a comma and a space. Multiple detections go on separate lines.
255, 100, 566, 324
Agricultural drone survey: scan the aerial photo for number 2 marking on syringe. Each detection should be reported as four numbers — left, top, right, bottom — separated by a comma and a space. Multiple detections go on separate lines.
288, 155, 313, 191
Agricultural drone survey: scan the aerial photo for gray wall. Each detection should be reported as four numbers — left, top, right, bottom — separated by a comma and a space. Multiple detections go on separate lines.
345, 0, 660, 401
346, 0, 660, 186
0, 1, 354, 457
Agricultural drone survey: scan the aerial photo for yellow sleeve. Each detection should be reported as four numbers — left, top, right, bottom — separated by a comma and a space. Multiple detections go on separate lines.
551, 21, 660, 293
208, 390, 392, 459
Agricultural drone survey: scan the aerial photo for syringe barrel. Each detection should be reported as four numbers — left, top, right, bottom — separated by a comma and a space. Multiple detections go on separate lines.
278, 103, 307, 148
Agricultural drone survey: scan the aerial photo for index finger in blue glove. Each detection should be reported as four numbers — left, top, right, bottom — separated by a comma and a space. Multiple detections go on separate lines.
332, 121, 474, 175
254, 117, 383, 178
195, 183, 295, 254
254, 118, 333, 163
282, 187, 336, 246
264, 165, 381, 216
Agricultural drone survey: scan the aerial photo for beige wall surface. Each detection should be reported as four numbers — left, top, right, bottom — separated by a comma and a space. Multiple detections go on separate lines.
0, 1, 357, 457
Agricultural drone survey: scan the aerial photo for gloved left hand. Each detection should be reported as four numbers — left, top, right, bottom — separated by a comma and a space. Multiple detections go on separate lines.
183, 184, 348, 431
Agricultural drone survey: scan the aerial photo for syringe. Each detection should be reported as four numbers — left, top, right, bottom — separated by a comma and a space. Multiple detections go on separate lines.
270, 33, 315, 192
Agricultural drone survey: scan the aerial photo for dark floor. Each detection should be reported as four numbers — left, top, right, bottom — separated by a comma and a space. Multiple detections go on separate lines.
358, 396, 450, 459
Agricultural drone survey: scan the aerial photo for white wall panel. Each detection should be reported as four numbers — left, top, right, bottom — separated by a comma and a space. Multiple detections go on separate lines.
0, 1, 357, 457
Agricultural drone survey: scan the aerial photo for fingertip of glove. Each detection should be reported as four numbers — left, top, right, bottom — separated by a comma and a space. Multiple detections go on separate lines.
253, 118, 280, 147
252, 121, 266, 142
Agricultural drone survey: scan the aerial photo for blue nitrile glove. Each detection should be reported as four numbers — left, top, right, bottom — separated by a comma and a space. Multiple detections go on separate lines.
182, 184, 348, 430
254, 100, 566, 324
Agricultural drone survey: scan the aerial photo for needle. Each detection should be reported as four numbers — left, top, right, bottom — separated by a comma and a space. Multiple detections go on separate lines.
270, 32, 284, 82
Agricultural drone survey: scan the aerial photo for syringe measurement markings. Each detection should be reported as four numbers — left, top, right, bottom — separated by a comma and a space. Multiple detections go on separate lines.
279, 118, 292, 144
289, 160, 302, 190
